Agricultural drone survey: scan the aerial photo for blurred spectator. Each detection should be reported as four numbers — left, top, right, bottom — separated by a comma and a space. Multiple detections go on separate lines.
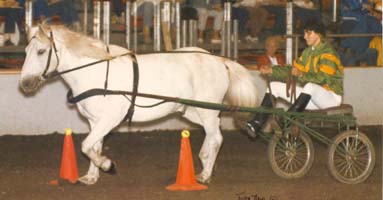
111, 0, 125, 24
234, 0, 266, 43
368, 1, 382, 66
257, 0, 321, 35
340, 0, 371, 33
339, 0, 382, 66
0, 0, 23, 45
133, 0, 161, 44
192, 0, 223, 44
224, 0, 250, 41
179, 0, 198, 20
369, 36, 382, 66
34, 0, 81, 31
256, 35, 285, 68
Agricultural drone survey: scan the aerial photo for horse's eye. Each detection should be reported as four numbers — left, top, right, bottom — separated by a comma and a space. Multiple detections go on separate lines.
37, 49, 46, 55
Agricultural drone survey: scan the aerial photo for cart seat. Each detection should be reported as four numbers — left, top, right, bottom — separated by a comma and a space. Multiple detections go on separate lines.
305, 104, 353, 115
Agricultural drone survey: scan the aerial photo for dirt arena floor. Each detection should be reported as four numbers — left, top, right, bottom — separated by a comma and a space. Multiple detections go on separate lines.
0, 126, 381, 200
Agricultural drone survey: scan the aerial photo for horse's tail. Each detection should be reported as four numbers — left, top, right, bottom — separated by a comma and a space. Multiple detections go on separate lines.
224, 59, 259, 108
224, 59, 259, 129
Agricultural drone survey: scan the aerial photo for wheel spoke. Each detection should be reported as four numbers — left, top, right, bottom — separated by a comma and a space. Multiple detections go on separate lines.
352, 160, 366, 175
276, 154, 289, 165
355, 149, 369, 157
278, 156, 289, 171
284, 158, 293, 172
291, 156, 304, 168
356, 142, 367, 153
337, 161, 350, 176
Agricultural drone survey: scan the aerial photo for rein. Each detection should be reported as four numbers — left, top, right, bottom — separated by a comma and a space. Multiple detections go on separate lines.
36, 33, 229, 124
43, 51, 134, 79
285, 70, 297, 103
43, 50, 221, 80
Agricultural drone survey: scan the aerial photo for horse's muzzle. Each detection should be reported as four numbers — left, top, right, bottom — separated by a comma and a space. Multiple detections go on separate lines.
20, 76, 43, 93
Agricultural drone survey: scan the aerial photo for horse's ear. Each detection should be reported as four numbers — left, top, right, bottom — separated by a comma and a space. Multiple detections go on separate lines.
38, 24, 50, 39
36, 24, 53, 44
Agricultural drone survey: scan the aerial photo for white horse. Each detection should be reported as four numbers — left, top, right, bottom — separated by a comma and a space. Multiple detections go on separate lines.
20, 25, 259, 185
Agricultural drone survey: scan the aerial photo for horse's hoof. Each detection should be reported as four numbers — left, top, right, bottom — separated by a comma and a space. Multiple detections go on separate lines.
78, 175, 98, 185
104, 162, 117, 175
196, 173, 211, 184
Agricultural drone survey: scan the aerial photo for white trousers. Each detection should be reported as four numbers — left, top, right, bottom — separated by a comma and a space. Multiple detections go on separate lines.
268, 82, 342, 110
196, 8, 223, 31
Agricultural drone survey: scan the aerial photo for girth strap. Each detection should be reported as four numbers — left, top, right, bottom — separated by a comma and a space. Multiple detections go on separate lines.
104, 46, 110, 93
123, 55, 139, 125
66, 55, 140, 126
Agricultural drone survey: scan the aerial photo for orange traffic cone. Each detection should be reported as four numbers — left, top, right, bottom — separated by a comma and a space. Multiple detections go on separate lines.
166, 130, 208, 191
59, 128, 78, 184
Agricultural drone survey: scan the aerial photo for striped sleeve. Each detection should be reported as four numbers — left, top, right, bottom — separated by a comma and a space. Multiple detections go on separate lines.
319, 53, 342, 75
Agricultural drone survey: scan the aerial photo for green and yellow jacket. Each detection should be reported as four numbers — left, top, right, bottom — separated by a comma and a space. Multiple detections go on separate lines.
270, 42, 344, 95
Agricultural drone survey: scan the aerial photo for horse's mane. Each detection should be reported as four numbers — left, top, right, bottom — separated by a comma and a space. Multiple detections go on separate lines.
38, 25, 121, 60
55, 25, 114, 59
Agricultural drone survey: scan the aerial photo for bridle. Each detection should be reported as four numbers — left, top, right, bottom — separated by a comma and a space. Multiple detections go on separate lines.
40, 31, 60, 80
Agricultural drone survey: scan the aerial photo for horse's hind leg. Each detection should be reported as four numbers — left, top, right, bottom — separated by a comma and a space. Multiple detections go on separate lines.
197, 114, 223, 183
183, 107, 223, 183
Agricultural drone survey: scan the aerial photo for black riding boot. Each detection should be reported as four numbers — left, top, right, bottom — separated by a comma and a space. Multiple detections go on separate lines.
288, 93, 311, 112
283, 93, 312, 129
245, 93, 274, 138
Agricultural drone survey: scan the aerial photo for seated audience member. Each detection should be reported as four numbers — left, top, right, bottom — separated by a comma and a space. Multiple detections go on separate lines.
192, 0, 223, 44
368, 1, 382, 66
0, 0, 23, 45
224, 0, 250, 41
111, 0, 125, 24
339, 0, 382, 66
234, 0, 267, 43
34, 0, 81, 31
49, 0, 80, 30
33, 0, 49, 22
259, 0, 321, 35
256, 36, 285, 68
179, 0, 198, 20
340, 0, 371, 33
134, 0, 161, 44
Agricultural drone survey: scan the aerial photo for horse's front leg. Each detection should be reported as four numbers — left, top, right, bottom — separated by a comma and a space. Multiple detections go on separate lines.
78, 140, 102, 185
79, 118, 120, 185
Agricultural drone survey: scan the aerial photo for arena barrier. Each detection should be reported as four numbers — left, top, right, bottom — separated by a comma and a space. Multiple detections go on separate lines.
0, 68, 382, 136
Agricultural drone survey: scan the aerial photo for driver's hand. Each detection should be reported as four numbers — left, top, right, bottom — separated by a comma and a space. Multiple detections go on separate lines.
291, 67, 302, 77
259, 65, 273, 75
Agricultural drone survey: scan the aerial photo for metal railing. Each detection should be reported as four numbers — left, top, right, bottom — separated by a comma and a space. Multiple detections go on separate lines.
12, 0, 383, 65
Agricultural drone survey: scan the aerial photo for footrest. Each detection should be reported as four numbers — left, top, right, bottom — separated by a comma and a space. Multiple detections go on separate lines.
305, 104, 353, 115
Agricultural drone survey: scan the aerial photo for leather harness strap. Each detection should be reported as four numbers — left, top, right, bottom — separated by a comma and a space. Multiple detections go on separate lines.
285, 70, 297, 103
104, 46, 110, 93
66, 54, 140, 126
122, 54, 139, 125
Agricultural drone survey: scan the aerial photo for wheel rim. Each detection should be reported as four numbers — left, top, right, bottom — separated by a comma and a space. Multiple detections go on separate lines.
333, 136, 372, 180
274, 136, 310, 174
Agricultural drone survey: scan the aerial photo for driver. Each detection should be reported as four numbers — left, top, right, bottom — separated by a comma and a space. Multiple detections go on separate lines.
246, 19, 344, 138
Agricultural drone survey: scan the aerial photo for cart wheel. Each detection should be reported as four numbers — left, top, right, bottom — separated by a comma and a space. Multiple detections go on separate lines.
328, 130, 375, 184
268, 131, 314, 179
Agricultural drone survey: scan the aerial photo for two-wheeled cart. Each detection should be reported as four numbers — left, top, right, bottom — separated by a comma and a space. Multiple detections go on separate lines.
85, 90, 376, 184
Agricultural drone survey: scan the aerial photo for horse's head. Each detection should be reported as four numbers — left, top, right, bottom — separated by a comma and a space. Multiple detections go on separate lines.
20, 24, 114, 94
20, 24, 59, 93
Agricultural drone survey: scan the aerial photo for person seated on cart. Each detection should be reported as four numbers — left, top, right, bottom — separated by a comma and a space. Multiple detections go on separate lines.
246, 19, 344, 138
